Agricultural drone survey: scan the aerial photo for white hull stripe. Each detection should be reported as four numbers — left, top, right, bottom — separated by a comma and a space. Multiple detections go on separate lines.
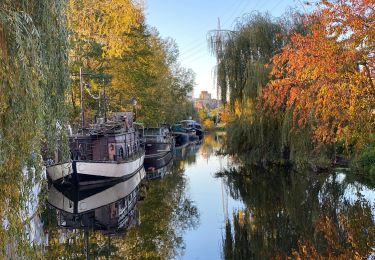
47, 168, 145, 214
47, 155, 145, 181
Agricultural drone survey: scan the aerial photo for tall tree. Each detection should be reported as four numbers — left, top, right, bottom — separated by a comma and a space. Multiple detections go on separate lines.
67, 0, 142, 122
208, 13, 291, 165
68, 0, 142, 58
262, 0, 374, 149
68, 1, 196, 126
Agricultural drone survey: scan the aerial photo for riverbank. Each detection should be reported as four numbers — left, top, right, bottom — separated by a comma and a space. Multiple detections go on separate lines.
213, 126, 375, 185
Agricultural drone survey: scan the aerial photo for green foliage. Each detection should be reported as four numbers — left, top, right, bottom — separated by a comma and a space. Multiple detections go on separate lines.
107, 28, 196, 126
225, 115, 284, 166
209, 13, 287, 165
0, 0, 69, 256
209, 13, 283, 106
353, 137, 375, 181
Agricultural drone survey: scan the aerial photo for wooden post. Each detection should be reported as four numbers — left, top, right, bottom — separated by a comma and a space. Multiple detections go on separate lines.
80, 67, 85, 129
103, 79, 107, 122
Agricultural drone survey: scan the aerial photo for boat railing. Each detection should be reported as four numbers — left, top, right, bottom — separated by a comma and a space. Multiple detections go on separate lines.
144, 135, 172, 143
73, 145, 145, 164
67, 139, 145, 164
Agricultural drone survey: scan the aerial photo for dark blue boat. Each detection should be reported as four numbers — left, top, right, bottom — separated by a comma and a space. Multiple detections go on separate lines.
171, 123, 190, 147
180, 119, 203, 141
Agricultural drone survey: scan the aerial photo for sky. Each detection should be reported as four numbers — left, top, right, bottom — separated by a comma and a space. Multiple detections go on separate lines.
145, 0, 309, 98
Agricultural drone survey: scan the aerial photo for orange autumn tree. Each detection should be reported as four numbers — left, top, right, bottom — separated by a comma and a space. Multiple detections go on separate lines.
262, 0, 374, 150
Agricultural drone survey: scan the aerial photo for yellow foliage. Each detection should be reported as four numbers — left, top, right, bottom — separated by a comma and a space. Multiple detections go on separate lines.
220, 106, 232, 124
68, 0, 142, 58
234, 99, 242, 116
203, 118, 214, 130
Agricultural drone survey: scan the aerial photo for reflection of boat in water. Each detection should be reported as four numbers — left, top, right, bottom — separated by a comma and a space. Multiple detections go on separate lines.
47, 167, 145, 233
144, 150, 173, 171
46, 112, 145, 185
184, 143, 201, 165
173, 142, 201, 166
146, 157, 174, 180
143, 127, 174, 171
188, 143, 200, 154
174, 143, 189, 159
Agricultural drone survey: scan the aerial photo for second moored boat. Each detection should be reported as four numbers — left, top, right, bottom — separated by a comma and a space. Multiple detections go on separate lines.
180, 119, 204, 141
143, 126, 174, 171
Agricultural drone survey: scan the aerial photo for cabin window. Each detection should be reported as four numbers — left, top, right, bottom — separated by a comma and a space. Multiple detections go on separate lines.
119, 146, 124, 159
108, 143, 116, 160
116, 144, 124, 160
127, 144, 131, 156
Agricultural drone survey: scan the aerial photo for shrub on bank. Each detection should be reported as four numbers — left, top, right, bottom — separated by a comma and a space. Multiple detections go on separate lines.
353, 139, 375, 180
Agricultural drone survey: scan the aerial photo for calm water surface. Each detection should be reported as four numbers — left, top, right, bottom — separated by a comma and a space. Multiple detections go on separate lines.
40, 132, 374, 259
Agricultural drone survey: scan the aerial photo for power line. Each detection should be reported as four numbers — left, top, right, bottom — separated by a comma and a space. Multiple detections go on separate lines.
221, 0, 247, 24
180, 47, 216, 64
181, 56, 207, 65
180, 51, 207, 62
180, 1, 268, 64
178, 1, 248, 51
179, 39, 208, 58
180, 51, 209, 64
221, 0, 250, 28
181, 1, 291, 68
270, 0, 285, 13
182, 1, 253, 63
222, 0, 264, 29
178, 42, 214, 62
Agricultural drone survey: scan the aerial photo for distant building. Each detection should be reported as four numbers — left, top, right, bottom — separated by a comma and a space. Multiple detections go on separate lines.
194, 91, 220, 110
199, 91, 211, 101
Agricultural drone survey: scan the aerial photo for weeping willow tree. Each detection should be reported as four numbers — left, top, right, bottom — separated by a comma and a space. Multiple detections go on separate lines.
208, 13, 286, 165
208, 12, 329, 167
0, 1, 69, 257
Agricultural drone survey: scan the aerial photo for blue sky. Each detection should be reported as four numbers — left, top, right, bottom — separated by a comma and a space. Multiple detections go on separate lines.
145, 0, 308, 98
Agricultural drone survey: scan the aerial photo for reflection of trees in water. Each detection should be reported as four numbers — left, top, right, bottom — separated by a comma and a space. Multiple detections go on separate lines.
200, 132, 226, 160
42, 224, 118, 259
175, 132, 225, 165
121, 162, 199, 259
220, 167, 375, 259
175, 143, 200, 168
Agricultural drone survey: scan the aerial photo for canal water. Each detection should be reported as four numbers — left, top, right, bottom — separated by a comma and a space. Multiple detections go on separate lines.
39, 132, 374, 259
